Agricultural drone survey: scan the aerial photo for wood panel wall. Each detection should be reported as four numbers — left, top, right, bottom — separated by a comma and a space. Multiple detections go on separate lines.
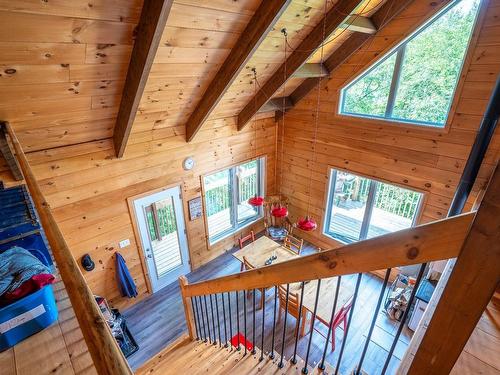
277, 0, 500, 249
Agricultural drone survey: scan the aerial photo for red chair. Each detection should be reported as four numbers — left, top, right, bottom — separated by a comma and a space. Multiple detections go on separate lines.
238, 231, 255, 249
315, 296, 354, 351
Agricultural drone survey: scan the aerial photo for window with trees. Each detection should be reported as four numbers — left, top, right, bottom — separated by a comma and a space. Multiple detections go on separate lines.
323, 169, 423, 244
203, 158, 265, 244
340, 0, 480, 127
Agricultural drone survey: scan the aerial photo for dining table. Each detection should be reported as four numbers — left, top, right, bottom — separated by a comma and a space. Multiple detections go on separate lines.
233, 236, 355, 324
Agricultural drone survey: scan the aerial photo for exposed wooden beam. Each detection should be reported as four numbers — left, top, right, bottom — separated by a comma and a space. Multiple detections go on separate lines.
114, 0, 174, 157
185, 0, 292, 142
258, 97, 293, 113
288, 0, 416, 109
292, 63, 329, 78
237, 0, 364, 131
408, 165, 500, 374
0, 121, 23, 181
340, 15, 376, 34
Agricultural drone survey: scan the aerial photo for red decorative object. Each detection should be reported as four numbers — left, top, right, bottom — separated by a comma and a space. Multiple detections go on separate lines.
297, 216, 317, 231
271, 205, 288, 218
230, 332, 253, 351
248, 195, 264, 207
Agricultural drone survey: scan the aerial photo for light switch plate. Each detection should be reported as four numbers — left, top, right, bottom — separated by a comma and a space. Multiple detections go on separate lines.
119, 239, 130, 248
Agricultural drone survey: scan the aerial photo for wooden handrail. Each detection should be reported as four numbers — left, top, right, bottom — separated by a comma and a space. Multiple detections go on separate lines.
184, 212, 474, 297
3, 122, 133, 375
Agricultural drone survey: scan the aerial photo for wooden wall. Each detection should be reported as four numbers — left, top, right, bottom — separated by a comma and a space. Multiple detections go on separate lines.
278, 0, 500, 249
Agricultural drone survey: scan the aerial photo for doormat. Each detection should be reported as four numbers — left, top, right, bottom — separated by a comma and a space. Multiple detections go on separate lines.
230, 332, 253, 351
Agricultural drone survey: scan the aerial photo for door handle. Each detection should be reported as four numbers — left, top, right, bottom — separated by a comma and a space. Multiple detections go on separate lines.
147, 254, 152, 258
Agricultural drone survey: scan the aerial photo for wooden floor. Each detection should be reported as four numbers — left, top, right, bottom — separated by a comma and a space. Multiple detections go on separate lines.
124, 240, 412, 374
0, 263, 95, 375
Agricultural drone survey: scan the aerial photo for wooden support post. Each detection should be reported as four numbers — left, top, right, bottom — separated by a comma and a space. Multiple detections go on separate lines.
179, 276, 196, 341
4, 123, 133, 375
0, 121, 23, 181
408, 165, 500, 374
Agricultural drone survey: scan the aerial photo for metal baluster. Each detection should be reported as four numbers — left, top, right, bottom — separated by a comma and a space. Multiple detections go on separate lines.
236, 290, 241, 350
269, 286, 278, 359
228, 292, 233, 349
334, 274, 362, 375
278, 284, 290, 368
291, 282, 305, 365
191, 295, 200, 341
222, 292, 228, 347
197, 296, 207, 343
260, 291, 266, 361
210, 294, 217, 345
204, 295, 212, 344
252, 289, 256, 355
356, 269, 391, 374
381, 265, 425, 375
215, 293, 222, 347
302, 279, 322, 374
244, 290, 248, 355
319, 277, 341, 371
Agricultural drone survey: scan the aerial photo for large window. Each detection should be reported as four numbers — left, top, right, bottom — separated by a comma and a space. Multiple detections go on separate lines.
340, 0, 480, 127
324, 169, 423, 244
204, 158, 265, 244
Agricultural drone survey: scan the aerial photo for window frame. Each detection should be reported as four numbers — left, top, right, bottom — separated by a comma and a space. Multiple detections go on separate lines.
203, 157, 266, 245
339, 0, 482, 128
323, 168, 424, 244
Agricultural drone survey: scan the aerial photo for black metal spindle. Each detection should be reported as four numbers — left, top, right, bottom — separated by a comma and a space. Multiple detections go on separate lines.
244, 290, 248, 355
291, 282, 305, 365
204, 295, 212, 344
236, 290, 241, 350
195, 296, 206, 342
319, 276, 342, 371
191, 296, 200, 340
302, 279, 322, 374
381, 265, 425, 375
198, 296, 207, 343
215, 293, 222, 347
252, 289, 256, 355
356, 268, 392, 374
334, 274, 362, 375
228, 292, 233, 349
269, 286, 278, 359
278, 284, 290, 368
222, 292, 228, 347
260, 291, 266, 361
210, 294, 217, 345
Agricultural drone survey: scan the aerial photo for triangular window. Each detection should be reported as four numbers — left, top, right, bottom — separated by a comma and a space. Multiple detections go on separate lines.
340, 0, 481, 127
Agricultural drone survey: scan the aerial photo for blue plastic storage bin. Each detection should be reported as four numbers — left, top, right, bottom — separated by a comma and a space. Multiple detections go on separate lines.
0, 285, 58, 351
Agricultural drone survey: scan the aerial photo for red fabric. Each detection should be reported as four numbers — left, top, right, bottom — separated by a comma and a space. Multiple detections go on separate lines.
1, 274, 55, 302
230, 332, 253, 351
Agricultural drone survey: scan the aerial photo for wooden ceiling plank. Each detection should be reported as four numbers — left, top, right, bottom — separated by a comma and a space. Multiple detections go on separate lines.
288, 0, 416, 111
185, 0, 292, 142
113, 0, 174, 158
237, 0, 364, 131
0, 121, 23, 181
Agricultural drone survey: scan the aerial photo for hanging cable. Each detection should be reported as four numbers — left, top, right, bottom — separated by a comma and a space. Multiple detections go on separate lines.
278, 28, 288, 199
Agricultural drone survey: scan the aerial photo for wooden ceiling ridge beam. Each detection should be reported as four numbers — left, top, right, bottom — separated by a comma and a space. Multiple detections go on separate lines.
185, 0, 293, 142
237, 0, 364, 131
289, 0, 417, 106
113, 0, 174, 158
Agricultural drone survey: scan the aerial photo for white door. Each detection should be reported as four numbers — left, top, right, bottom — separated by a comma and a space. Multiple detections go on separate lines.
133, 186, 190, 292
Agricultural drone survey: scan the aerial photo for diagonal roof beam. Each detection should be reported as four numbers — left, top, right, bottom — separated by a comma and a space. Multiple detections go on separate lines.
185, 0, 292, 142
237, 0, 364, 131
289, 0, 416, 106
114, 0, 174, 158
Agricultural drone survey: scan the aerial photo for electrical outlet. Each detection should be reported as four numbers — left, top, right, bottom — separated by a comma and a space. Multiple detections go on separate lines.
119, 239, 130, 248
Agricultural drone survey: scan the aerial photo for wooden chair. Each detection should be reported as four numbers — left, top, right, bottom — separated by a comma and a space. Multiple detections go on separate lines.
241, 256, 265, 309
283, 234, 304, 255
277, 284, 309, 337
283, 217, 294, 236
238, 231, 255, 249
315, 296, 354, 351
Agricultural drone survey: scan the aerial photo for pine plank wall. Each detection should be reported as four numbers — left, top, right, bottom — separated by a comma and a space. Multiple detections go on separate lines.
0, 0, 498, 311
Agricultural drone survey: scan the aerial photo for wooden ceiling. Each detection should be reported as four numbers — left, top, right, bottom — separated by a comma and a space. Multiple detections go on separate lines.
0, 0, 395, 157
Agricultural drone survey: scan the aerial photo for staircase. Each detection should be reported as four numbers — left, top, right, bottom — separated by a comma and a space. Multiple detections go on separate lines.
137, 337, 336, 375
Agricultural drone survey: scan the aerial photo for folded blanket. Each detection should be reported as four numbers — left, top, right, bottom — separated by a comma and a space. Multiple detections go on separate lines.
0, 246, 52, 296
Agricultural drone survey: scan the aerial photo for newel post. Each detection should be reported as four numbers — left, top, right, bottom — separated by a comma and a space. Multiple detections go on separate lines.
179, 276, 196, 340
